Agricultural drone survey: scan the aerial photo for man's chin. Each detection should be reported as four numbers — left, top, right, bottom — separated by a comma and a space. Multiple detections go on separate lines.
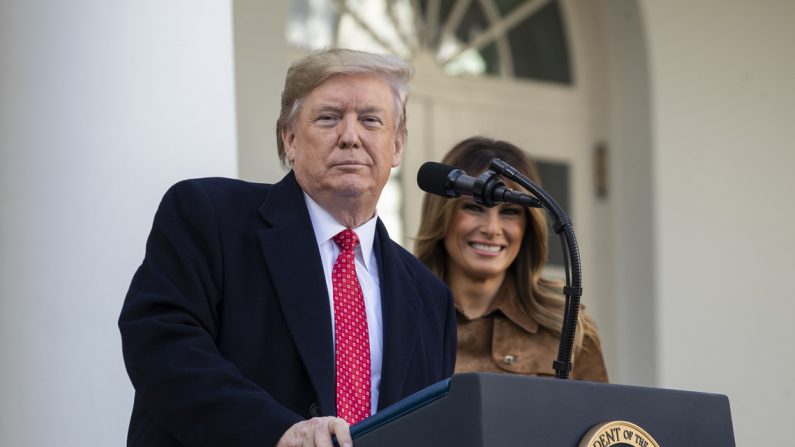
327, 183, 372, 198
337, 171, 387, 191
316, 177, 379, 199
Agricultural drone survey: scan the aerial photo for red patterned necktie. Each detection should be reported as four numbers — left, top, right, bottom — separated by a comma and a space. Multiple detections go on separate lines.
332, 229, 371, 424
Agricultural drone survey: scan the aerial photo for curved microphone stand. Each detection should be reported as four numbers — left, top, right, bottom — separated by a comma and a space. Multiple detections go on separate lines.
489, 158, 583, 380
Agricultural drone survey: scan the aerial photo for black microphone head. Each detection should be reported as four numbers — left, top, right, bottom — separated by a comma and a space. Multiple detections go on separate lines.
417, 161, 457, 197
417, 162, 461, 198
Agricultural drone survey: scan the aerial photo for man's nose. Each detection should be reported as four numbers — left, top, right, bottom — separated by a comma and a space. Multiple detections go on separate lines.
337, 114, 361, 149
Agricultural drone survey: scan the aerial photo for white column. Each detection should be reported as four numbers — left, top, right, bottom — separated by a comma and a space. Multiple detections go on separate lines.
0, 1, 237, 445
600, 0, 657, 387
640, 1, 795, 444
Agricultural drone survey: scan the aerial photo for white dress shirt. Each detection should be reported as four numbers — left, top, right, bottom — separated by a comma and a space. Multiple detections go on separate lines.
303, 193, 383, 415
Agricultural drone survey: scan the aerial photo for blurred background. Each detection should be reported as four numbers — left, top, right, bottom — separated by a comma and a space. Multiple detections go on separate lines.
1, 0, 792, 445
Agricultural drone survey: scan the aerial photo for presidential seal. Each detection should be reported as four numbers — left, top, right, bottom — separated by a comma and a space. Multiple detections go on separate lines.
578, 420, 660, 447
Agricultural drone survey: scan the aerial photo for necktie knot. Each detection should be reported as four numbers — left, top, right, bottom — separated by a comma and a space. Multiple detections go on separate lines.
333, 228, 359, 252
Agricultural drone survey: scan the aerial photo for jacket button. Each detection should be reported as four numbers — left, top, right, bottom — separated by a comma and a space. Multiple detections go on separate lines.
503, 355, 515, 365
309, 403, 321, 417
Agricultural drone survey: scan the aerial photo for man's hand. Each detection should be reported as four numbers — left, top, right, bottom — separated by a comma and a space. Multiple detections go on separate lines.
276, 417, 352, 447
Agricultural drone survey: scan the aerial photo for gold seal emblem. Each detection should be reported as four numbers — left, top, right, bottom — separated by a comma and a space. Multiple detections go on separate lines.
578, 420, 660, 447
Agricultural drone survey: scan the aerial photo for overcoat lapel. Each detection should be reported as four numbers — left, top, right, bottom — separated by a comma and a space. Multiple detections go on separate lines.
256, 172, 335, 416
375, 220, 421, 409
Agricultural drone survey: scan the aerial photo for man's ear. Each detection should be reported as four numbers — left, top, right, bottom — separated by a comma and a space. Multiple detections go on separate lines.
391, 134, 405, 168
282, 127, 297, 164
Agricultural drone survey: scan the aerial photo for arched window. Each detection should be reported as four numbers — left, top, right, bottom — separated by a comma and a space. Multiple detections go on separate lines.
288, 0, 572, 84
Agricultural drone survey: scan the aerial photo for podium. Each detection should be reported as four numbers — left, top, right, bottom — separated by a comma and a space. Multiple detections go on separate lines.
351, 373, 735, 446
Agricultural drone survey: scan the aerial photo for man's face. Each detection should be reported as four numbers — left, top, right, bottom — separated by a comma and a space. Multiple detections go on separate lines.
282, 73, 404, 207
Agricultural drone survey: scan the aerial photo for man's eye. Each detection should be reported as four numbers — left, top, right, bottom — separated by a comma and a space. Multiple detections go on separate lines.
317, 115, 337, 122
362, 116, 382, 126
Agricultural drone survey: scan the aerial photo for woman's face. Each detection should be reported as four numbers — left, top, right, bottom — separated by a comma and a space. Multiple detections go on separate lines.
443, 197, 527, 282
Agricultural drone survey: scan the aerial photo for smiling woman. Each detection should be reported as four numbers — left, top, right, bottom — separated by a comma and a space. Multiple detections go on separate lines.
414, 136, 608, 381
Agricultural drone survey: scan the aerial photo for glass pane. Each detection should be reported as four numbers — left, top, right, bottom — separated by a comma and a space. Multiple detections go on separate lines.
507, 1, 572, 84
439, 0, 457, 23
391, 0, 420, 50
341, 0, 412, 57
439, 0, 501, 76
454, 0, 490, 44
418, 0, 428, 17
338, 13, 391, 54
494, 0, 525, 16
442, 46, 487, 76
417, 0, 459, 46
479, 42, 501, 76
417, 0, 458, 26
286, 0, 338, 49
535, 159, 570, 267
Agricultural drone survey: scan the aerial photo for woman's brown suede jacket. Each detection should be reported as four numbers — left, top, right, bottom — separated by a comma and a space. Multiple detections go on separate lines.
454, 286, 608, 382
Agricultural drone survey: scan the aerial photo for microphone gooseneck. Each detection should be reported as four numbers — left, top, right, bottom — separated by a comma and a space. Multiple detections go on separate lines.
489, 158, 582, 380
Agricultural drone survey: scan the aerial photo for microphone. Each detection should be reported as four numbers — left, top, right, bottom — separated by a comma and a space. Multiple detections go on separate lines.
417, 161, 541, 208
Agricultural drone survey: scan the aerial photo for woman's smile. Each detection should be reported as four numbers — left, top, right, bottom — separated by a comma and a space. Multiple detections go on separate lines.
444, 198, 526, 280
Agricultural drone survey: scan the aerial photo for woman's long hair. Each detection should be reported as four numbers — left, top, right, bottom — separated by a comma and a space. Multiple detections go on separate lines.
414, 137, 600, 353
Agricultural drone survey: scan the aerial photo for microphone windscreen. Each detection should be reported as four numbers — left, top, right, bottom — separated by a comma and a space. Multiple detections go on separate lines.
417, 162, 457, 196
